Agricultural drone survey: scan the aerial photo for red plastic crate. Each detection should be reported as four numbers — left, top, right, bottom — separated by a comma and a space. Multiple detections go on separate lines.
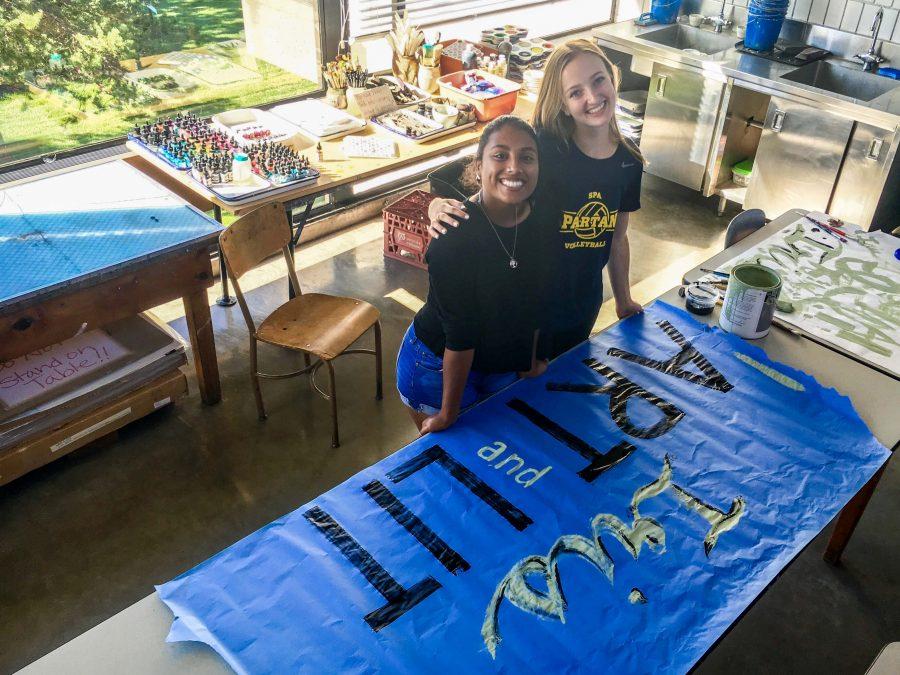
383, 190, 438, 270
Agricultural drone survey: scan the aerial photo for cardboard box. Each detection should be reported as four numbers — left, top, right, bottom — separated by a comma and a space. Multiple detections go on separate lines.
0, 369, 187, 486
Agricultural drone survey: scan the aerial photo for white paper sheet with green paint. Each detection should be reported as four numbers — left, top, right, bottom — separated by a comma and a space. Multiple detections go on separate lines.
716, 213, 900, 378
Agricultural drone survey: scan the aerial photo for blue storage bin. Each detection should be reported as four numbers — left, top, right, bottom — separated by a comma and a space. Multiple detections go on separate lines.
651, 0, 682, 24
745, 11, 785, 50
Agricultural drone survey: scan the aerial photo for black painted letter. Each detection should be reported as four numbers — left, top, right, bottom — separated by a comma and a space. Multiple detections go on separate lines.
506, 398, 636, 482
387, 445, 533, 531
304, 506, 441, 631
546, 358, 685, 439
606, 320, 733, 392
363, 480, 470, 574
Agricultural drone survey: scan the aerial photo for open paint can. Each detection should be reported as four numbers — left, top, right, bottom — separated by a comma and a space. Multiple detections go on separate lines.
719, 263, 782, 338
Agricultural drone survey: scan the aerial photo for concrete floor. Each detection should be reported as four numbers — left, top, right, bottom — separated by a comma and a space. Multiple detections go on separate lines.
1, 175, 897, 674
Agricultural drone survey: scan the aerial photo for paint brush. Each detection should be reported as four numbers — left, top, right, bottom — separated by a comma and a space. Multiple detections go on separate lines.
700, 268, 730, 278
804, 215, 847, 242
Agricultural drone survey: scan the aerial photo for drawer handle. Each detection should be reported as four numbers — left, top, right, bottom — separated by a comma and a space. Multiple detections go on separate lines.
867, 138, 883, 161
656, 75, 667, 97
771, 109, 785, 132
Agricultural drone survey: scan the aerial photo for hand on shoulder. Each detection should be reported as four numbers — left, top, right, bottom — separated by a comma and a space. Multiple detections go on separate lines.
427, 198, 469, 239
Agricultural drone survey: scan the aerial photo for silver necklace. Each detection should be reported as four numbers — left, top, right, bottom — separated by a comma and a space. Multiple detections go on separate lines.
476, 191, 520, 269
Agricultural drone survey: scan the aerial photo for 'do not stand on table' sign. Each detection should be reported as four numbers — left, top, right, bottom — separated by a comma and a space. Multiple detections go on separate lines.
157, 302, 888, 673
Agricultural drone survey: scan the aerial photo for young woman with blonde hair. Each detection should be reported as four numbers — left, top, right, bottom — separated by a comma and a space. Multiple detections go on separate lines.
429, 39, 644, 359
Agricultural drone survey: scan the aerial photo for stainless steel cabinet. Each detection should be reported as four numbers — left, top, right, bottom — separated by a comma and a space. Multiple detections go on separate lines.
641, 63, 726, 191
745, 97, 853, 216
829, 123, 897, 229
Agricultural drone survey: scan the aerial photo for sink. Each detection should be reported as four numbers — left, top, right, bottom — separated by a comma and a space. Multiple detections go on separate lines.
639, 25, 737, 55
780, 61, 900, 101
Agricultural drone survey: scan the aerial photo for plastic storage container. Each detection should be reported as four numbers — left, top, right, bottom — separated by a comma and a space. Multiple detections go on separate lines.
436, 70, 521, 122
732, 158, 753, 186
651, 0, 682, 24
383, 190, 438, 269
745, 0, 788, 51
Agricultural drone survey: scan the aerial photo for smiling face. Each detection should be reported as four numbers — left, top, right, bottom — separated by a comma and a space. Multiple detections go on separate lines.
476, 124, 539, 208
560, 52, 617, 131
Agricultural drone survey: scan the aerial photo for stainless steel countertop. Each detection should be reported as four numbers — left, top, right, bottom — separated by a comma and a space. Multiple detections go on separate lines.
592, 21, 900, 129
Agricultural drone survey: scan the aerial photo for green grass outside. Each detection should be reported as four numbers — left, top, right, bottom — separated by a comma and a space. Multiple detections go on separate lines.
149, 0, 245, 53
0, 0, 319, 166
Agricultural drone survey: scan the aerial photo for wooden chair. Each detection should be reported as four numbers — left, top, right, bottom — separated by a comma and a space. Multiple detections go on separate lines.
219, 202, 382, 447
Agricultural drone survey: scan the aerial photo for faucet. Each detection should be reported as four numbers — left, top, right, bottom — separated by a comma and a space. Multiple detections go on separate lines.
706, 0, 733, 33
855, 8, 885, 72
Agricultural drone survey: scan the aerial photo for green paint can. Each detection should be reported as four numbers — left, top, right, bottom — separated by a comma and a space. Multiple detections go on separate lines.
719, 263, 782, 339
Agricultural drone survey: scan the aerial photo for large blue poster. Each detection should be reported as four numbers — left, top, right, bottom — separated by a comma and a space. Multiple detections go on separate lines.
158, 302, 889, 674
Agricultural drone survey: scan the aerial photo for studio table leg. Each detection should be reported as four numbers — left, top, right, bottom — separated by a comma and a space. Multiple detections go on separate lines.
287, 200, 314, 300
184, 287, 222, 405
824, 462, 888, 564
214, 204, 237, 307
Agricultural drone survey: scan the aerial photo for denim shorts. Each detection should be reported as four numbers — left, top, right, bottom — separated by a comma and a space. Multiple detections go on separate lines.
396, 324, 519, 415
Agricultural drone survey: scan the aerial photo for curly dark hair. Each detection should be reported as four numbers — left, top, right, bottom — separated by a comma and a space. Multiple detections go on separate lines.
460, 115, 539, 193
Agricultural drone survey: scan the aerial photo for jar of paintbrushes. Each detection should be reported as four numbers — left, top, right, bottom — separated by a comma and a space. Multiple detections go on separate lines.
345, 62, 369, 116
387, 11, 425, 85
323, 56, 349, 109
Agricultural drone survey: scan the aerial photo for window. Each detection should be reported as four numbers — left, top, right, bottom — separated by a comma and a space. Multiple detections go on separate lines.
349, 0, 613, 40
0, 0, 325, 168
350, 0, 547, 37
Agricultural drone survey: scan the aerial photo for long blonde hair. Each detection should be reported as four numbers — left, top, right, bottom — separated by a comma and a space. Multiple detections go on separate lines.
532, 39, 644, 164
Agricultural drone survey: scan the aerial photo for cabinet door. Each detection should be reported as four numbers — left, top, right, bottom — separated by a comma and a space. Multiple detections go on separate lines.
641, 63, 725, 191
745, 97, 853, 217
829, 123, 895, 229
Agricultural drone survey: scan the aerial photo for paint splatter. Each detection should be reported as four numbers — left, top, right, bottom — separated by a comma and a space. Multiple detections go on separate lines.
628, 588, 648, 604
734, 352, 805, 391
482, 456, 746, 657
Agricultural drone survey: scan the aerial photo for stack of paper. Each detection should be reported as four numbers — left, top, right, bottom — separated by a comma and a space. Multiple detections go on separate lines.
0, 313, 186, 453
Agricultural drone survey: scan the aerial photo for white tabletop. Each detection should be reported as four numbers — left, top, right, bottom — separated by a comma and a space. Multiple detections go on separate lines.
17, 211, 899, 675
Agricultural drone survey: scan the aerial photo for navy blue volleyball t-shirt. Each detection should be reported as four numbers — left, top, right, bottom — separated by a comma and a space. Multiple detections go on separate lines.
535, 132, 643, 332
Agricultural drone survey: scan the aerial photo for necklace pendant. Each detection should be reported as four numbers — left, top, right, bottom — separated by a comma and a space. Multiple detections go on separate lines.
509, 259, 518, 269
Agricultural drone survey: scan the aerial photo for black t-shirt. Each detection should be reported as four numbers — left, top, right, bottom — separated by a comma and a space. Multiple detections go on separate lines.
535, 132, 642, 331
413, 199, 546, 373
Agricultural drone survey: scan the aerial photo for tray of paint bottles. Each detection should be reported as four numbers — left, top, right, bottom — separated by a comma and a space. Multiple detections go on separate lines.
127, 112, 319, 202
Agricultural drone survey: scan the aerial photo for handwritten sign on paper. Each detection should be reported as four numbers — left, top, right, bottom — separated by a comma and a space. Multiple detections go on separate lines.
351, 85, 398, 119
0, 331, 131, 409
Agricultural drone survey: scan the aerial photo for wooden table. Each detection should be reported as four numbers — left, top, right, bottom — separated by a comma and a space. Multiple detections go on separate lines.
125, 96, 536, 302
126, 95, 535, 218
681, 208, 899, 564
0, 161, 223, 405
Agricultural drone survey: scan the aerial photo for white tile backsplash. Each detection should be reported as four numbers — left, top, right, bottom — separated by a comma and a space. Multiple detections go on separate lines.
807, 0, 830, 22
881, 6, 900, 37
792, 0, 813, 20
824, 0, 848, 26
840, 0, 864, 29
715, 0, 899, 43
